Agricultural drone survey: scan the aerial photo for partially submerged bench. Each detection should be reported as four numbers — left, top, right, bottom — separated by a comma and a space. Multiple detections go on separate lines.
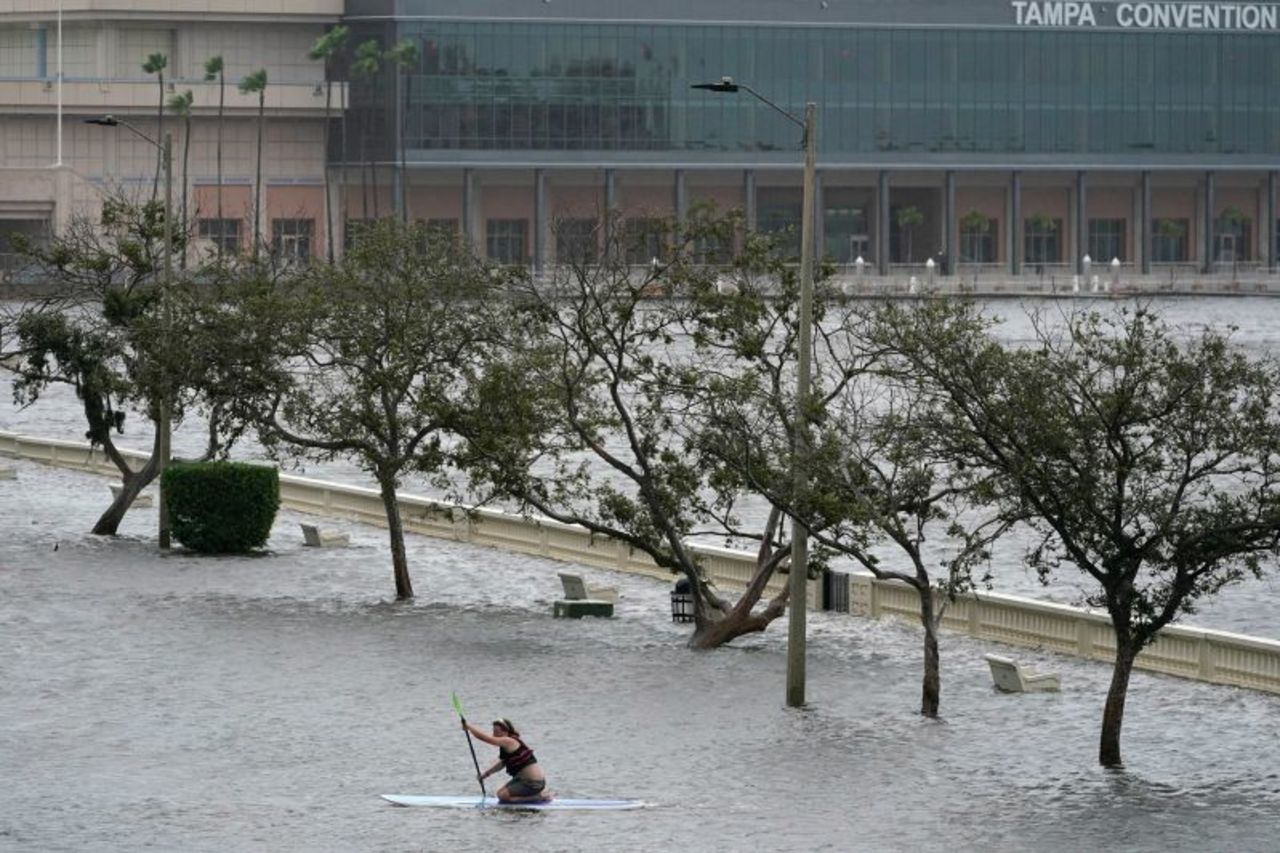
553, 571, 616, 618
558, 571, 619, 603
109, 483, 153, 508
0, 466, 15, 480
300, 522, 349, 548
983, 653, 1061, 693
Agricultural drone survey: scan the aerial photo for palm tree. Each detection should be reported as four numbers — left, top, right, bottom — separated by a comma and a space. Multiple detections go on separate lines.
308, 25, 350, 262
239, 68, 269, 261
142, 52, 168, 201
166, 89, 194, 268
203, 55, 226, 246
351, 39, 383, 221
895, 204, 924, 263
384, 38, 419, 224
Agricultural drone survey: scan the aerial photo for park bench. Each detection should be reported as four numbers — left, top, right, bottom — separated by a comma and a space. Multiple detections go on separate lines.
300, 522, 349, 548
553, 571, 616, 619
0, 465, 15, 480
983, 654, 1061, 693
558, 571, 619, 603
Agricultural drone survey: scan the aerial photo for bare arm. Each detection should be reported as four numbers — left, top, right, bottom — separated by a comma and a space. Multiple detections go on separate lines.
463, 720, 517, 750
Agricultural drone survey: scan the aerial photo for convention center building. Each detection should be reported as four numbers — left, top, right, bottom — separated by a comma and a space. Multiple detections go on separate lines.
3, 1, 1279, 281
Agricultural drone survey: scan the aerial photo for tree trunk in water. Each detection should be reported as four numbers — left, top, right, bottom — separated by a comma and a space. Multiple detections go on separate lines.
92, 464, 159, 536
378, 477, 413, 600
1100, 642, 1138, 768
919, 586, 941, 718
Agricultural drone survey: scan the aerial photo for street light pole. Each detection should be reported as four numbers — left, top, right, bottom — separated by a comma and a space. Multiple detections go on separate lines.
692, 78, 817, 708
158, 130, 173, 550
788, 101, 816, 708
85, 116, 174, 550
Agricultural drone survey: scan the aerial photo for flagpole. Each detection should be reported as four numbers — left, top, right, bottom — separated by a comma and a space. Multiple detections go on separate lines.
55, 0, 63, 166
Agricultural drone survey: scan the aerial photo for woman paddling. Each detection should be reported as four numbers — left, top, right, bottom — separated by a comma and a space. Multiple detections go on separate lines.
463, 717, 552, 803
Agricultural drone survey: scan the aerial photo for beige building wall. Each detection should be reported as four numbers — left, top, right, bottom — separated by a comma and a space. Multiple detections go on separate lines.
0, 3, 338, 266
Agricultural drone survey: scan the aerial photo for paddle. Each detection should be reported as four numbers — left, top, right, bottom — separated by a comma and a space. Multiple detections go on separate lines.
451, 692, 487, 802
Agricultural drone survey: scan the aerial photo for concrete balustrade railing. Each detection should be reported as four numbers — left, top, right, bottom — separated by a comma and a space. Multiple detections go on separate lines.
3, 430, 1278, 695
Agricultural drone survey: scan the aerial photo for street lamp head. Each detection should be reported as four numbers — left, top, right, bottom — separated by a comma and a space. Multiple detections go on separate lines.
690, 76, 740, 93
84, 115, 120, 127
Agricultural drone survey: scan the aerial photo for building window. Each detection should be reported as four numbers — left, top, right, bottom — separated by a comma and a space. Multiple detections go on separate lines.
1152, 218, 1189, 263
0, 218, 48, 274
272, 218, 314, 263
197, 218, 241, 254
823, 205, 869, 264
1024, 216, 1062, 265
758, 189, 802, 260
486, 219, 528, 264
623, 217, 666, 266
555, 218, 598, 265
1088, 219, 1126, 264
959, 214, 997, 263
1214, 209, 1251, 262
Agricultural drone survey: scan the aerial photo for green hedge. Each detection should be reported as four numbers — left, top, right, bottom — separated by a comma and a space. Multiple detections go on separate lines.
163, 461, 280, 553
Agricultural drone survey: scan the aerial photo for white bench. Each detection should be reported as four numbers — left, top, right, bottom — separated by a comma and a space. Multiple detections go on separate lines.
0, 466, 15, 480
300, 522, 349, 548
558, 572, 619, 603
109, 483, 153, 508
983, 654, 1061, 693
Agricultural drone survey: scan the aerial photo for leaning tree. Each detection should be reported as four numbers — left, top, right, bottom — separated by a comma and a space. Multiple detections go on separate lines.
878, 300, 1280, 765
455, 209, 812, 649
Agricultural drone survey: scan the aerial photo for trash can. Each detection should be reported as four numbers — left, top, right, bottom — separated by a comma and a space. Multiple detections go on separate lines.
670, 577, 695, 623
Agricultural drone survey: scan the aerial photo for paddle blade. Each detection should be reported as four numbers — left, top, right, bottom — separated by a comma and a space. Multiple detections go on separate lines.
451, 692, 465, 719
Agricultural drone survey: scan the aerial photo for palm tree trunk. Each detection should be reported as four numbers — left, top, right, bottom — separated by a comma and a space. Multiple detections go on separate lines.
216, 75, 224, 250
399, 70, 410, 224
152, 72, 165, 202
180, 113, 191, 269
253, 92, 265, 261
378, 476, 414, 599
323, 75, 335, 262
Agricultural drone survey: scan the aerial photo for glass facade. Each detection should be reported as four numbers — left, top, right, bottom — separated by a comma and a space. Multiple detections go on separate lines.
346, 20, 1280, 160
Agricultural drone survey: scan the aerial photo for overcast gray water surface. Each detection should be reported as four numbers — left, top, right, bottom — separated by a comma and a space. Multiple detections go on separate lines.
4, 296, 1280, 639
2, 456, 1280, 852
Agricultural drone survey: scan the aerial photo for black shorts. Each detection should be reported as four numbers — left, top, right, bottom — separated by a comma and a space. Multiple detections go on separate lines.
506, 777, 546, 797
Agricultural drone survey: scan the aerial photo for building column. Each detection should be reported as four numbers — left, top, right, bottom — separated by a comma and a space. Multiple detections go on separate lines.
462, 168, 478, 250
534, 168, 548, 273
944, 170, 957, 276
743, 170, 757, 232
674, 169, 688, 225
1010, 170, 1022, 275
1140, 171, 1152, 275
1268, 171, 1277, 273
1074, 170, 1087, 274
877, 170, 890, 275
1203, 170, 1216, 273
814, 170, 825, 264
603, 168, 618, 256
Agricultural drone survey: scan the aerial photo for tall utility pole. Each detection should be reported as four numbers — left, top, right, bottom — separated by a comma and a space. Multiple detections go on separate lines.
158, 131, 173, 549
691, 78, 818, 708
788, 100, 816, 708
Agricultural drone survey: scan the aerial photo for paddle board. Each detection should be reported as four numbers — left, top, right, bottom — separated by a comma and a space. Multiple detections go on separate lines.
381, 794, 645, 811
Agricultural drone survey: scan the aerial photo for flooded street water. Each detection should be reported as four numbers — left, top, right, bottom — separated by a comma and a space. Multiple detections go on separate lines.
3, 458, 1280, 852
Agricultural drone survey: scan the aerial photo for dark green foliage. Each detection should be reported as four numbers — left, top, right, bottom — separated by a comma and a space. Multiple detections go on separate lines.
164, 461, 280, 553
